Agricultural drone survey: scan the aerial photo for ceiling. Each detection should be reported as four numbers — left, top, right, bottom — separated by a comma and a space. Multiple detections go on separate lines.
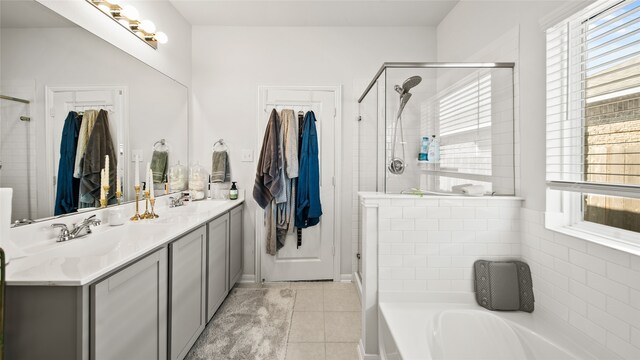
169, 0, 460, 27
1, 0, 76, 28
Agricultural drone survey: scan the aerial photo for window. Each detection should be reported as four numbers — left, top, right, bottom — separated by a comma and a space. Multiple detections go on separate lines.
438, 73, 492, 177
546, 0, 640, 238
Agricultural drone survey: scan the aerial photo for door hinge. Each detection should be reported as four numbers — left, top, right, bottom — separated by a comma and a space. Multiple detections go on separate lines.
332, 245, 335, 256
53, 176, 57, 186
332, 177, 335, 187
50, 107, 55, 117
334, 108, 337, 118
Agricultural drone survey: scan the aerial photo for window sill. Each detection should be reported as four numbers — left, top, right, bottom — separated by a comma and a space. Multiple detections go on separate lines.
545, 214, 640, 257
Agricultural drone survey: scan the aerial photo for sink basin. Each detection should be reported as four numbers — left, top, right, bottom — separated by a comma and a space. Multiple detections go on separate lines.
165, 200, 227, 215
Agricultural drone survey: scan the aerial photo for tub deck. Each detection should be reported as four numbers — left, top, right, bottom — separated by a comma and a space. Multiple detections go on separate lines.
379, 297, 619, 360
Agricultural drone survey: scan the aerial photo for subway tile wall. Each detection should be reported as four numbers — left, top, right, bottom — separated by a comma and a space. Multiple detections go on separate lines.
377, 197, 522, 292
521, 208, 640, 359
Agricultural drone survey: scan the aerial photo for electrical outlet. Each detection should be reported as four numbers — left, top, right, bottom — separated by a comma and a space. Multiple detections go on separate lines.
241, 149, 253, 162
132, 149, 143, 162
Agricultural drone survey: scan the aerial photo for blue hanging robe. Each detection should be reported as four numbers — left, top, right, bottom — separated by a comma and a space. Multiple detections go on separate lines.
54, 111, 81, 215
295, 111, 322, 228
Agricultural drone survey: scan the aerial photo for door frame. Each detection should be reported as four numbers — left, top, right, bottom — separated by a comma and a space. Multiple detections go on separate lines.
44, 85, 128, 215
255, 85, 342, 283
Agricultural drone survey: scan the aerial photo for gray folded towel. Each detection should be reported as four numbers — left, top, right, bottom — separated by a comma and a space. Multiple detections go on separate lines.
212, 151, 228, 183
151, 150, 168, 184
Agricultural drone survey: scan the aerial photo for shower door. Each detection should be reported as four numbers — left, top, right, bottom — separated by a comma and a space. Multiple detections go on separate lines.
258, 86, 340, 282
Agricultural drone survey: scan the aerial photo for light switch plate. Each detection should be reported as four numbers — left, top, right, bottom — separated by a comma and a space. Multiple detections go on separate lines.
241, 149, 253, 162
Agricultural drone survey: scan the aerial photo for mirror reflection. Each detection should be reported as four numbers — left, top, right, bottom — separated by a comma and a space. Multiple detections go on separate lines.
0, 0, 189, 224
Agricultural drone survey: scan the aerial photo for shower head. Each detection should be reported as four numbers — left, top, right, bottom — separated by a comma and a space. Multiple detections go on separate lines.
396, 75, 422, 94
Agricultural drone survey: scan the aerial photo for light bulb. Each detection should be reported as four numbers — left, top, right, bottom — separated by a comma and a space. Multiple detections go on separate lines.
155, 31, 168, 44
118, 18, 130, 28
105, 0, 121, 5
98, 4, 111, 14
139, 20, 156, 33
135, 31, 145, 38
121, 5, 139, 21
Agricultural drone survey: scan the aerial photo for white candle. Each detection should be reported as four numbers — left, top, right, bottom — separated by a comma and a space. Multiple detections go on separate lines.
116, 169, 121, 195
146, 162, 151, 192
149, 166, 155, 199
135, 159, 140, 188
104, 155, 109, 188
100, 169, 106, 199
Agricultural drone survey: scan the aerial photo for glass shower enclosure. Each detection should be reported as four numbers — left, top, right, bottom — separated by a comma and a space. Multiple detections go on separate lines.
356, 62, 516, 275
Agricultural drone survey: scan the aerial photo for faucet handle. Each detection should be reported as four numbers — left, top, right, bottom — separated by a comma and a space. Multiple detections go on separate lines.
51, 223, 68, 230
51, 223, 70, 242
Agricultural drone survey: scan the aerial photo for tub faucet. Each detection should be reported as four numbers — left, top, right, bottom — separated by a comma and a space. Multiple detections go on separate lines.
51, 215, 101, 242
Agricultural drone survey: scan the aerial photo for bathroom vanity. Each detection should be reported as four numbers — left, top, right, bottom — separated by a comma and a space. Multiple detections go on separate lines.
4, 196, 244, 360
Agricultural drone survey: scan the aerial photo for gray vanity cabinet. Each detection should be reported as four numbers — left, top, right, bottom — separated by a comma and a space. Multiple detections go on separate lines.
206, 213, 230, 320
170, 226, 207, 360
229, 206, 243, 288
92, 247, 168, 360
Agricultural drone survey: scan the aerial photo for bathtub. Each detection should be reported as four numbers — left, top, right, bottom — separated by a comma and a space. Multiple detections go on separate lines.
378, 295, 619, 360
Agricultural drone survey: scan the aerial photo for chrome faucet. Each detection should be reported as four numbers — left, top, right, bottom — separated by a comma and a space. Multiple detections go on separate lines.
51, 215, 102, 242
169, 193, 190, 208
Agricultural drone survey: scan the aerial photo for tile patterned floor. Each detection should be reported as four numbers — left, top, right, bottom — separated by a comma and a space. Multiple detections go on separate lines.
236, 281, 361, 360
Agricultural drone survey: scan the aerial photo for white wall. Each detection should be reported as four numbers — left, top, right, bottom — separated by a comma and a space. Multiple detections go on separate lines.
437, 1, 640, 357
191, 26, 437, 277
36, 0, 192, 86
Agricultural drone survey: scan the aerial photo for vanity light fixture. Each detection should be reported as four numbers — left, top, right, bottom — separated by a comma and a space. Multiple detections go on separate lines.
86, 0, 169, 49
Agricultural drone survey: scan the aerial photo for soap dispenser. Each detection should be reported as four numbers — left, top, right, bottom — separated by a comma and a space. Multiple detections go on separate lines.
229, 182, 238, 200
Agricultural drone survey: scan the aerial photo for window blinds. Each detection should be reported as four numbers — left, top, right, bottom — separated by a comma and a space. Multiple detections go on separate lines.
439, 74, 492, 176
546, 0, 640, 199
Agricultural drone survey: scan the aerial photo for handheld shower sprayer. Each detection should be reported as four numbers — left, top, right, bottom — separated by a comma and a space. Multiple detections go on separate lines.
389, 76, 422, 175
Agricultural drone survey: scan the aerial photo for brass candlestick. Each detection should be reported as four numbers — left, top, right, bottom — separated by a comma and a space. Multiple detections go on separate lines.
100, 185, 110, 208
130, 185, 142, 221
142, 191, 152, 219
149, 198, 159, 218
116, 190, 122, 205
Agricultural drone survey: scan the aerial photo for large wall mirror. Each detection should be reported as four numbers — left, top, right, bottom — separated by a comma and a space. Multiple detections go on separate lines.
0, 0, 189, 224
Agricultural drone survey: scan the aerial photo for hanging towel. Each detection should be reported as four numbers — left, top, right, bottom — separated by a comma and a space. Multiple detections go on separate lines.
79, 110, 117, 208
151, 150, 168, 184
73, 110, 98, 178
275, 110, 296, 249
54, 111, 81, 215
280, 109, 299, 178
253, 109, 285, 209
296, 111, 322, 229
211, 151, 228, 183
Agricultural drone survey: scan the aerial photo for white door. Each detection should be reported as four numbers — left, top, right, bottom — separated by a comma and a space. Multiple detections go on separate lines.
46, 87, 125, 215
258, 86, 339, 282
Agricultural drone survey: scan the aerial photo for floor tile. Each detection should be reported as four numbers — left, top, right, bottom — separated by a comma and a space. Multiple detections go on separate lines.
324, 289, 360, 312
323, 282, 355, 291
263, 282, 292, 288
285, 343, 325, 360
324, 312, 361, 342
289, 311, 325, 342
291, 281, 328, 289
326, 343, 359, 360
295, 288, 324, 311
234, 282, 262, 288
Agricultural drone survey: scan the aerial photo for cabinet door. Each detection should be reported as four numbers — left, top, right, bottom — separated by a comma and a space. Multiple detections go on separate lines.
229, 206, 243, 288
207, 213, 230, 321
170, 226, 206, 360
92, 248, 168, 360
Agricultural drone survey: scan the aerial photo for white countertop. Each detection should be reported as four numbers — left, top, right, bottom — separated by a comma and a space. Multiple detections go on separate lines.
5, 195, 244, 286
